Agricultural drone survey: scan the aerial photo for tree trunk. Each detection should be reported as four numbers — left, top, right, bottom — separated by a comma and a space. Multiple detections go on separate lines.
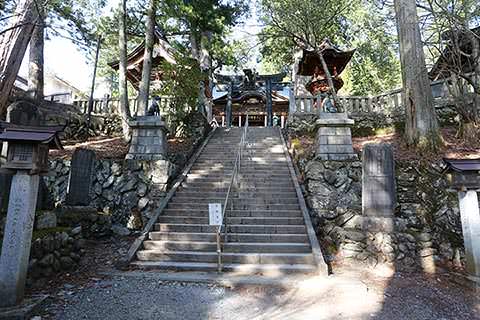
0, 0, 38, 117
118, 0, 131, 141
200, 31, 213, 121
86, 35, 101, 127
137, 0, 156, 116
315, 49, 342, 113
28, 3, 44, 101
394, 0, 443, 151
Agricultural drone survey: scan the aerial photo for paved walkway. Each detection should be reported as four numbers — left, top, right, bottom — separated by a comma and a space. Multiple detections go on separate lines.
40, 266, 479, 320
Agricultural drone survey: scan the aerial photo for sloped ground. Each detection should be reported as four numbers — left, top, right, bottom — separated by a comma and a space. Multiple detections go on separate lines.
353, 128, 480, 161
290, 127, 480, 162
49, 136, 194, 160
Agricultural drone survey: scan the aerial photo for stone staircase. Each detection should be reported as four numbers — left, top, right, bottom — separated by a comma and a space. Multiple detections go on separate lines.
132, 127, 324, 274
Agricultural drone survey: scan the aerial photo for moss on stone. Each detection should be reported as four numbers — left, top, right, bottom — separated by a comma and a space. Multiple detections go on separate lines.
32, 227, 71, 241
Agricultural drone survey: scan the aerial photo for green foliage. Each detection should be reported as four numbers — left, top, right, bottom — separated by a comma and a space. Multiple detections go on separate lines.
163, 0, 248, 36
258, 0, 402, 95
151, 52, 203, 134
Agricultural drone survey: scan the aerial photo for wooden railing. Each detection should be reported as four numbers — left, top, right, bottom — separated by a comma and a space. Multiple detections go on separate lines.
290, 78, 458, 115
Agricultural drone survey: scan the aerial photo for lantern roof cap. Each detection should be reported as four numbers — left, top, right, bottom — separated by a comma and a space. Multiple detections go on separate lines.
0, 121, 64, 149
443, 158, 480, 172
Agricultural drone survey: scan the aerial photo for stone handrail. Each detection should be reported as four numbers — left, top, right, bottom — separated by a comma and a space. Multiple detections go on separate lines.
73, 96, 175, 116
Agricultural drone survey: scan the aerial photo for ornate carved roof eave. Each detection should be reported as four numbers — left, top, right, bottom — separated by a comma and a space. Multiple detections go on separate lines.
213, 91, 289, 105
108, 30, 177, 70
297, 39, 356, 77
429, 26, 480, 80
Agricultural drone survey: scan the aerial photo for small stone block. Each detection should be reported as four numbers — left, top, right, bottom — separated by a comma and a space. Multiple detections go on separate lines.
318, 127, 337, 135
336, 127, 351, 135
327, 135, 352, 145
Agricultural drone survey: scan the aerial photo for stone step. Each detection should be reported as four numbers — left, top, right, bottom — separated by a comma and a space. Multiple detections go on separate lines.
162, 209, 303, 217
131, 261, 316, 274
185, 175, 292, 181
136, 250, 314, 264
177, 186, 297, 194
148, 232, 309, 243
167, 203, 300, 211
157, 216, 305, 225
142, 241, 311, 253
169, 197, 298, 205
153, 223, 306, 234
186, 173, 291, 179
179, 181, 295, 189
189, 165, 290, 172
173, 191, 298, 199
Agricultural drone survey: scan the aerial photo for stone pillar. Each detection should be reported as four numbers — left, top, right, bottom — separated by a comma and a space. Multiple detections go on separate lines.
266, 78, 273, 127
362, 144, 396, 217
126, 116, 168, 160
238, 115, 242, 127
288, 84, 296, 114
222, 116, 225, 127
281, 116, 285, 128
458, 191, 480, 278
0, 173, 40, 307
315, 112, 357, 160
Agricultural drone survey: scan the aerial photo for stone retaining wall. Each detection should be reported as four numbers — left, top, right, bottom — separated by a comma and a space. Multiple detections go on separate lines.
46, 159, 175, 228
288, 104, 458, 136
28, 228, 85, 281
299, 158, 465, 271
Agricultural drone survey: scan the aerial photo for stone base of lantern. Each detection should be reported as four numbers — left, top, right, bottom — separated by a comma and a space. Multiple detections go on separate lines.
126, 116, 168, 160
315, 112, 358, 161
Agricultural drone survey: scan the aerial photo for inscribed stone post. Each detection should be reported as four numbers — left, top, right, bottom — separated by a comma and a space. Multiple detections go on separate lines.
0, 173, 40, 307
66, 148, 96, 206
458, 191, 480, 278
362, 144, 396, 217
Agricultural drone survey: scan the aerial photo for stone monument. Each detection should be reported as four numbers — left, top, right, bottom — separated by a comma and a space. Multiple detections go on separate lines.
66, 148, 96, 206
362, 144, 396, 217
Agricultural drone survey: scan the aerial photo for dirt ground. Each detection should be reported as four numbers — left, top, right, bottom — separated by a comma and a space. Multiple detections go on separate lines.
25, 236, 480, 320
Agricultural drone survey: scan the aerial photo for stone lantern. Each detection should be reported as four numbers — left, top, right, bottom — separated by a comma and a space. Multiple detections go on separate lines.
444, 158, 480, 284
0, 121, 63, 311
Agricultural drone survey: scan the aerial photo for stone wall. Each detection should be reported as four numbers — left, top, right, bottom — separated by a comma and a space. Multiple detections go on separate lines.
28, 228, 85, 281
299, 158, 465, 271
288, 104, 458, 136
46, 158, 175, 228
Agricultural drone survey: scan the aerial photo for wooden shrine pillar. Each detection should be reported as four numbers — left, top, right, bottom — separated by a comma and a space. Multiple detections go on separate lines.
226, 81, 233, 128
266, 78, 273, 127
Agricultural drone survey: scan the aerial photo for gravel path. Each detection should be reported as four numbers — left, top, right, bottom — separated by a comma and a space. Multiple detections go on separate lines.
38, 266, 479, 320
